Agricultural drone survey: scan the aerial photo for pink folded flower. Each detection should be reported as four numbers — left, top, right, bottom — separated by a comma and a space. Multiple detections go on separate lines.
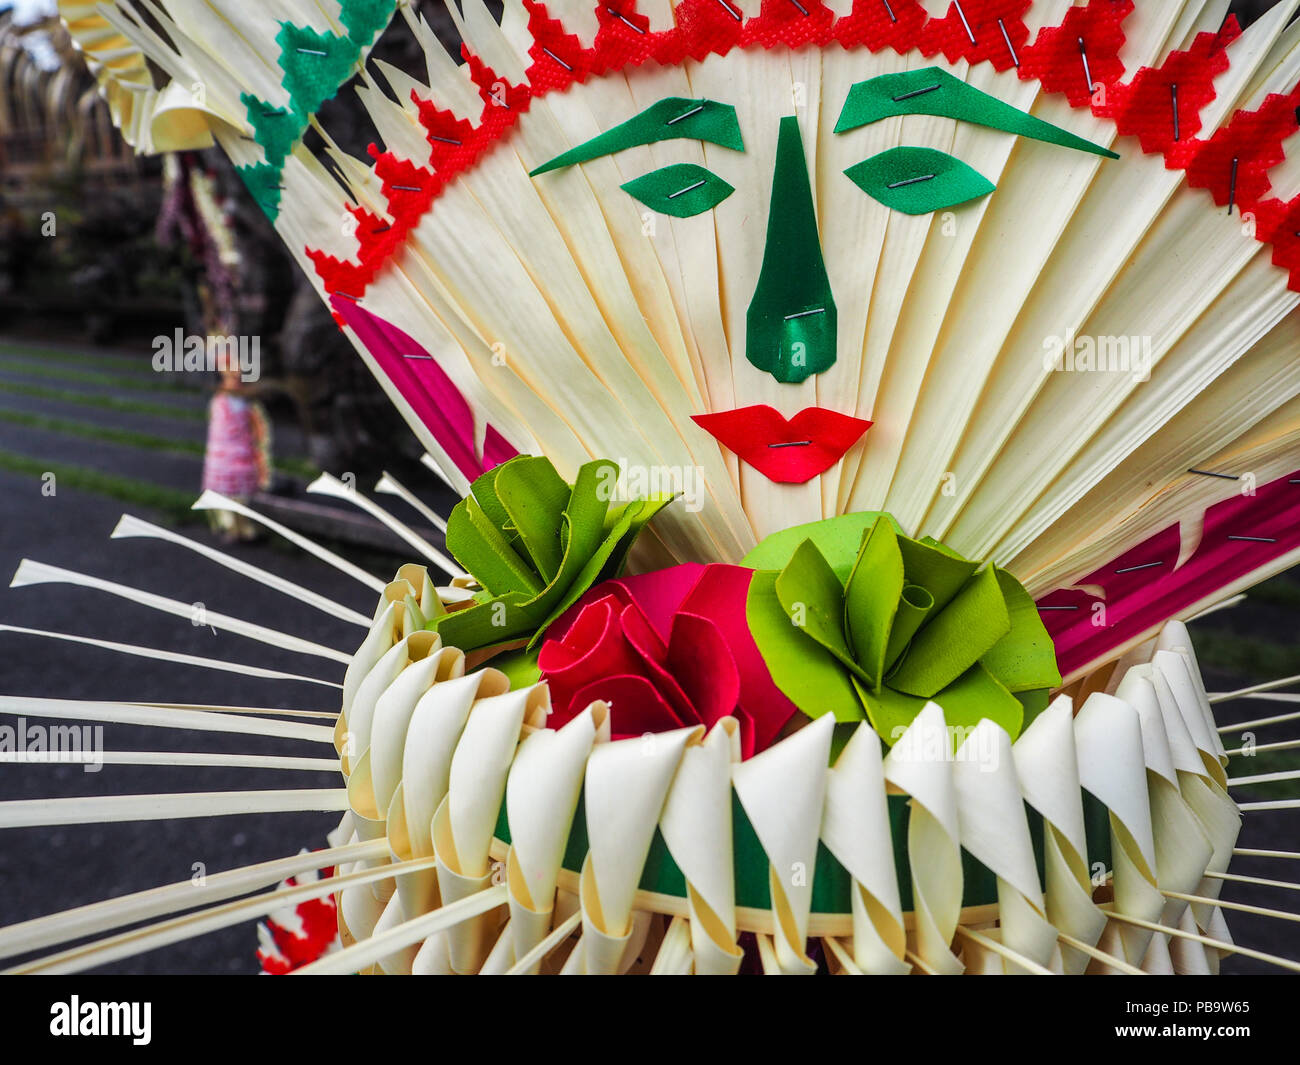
538, 564, 799, 757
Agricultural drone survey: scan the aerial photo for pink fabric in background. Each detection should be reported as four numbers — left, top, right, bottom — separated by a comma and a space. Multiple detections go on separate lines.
202, 393, 268, 498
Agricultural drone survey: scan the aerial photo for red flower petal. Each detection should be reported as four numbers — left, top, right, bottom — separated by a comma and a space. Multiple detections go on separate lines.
618, 602, 698, 723
536, 596, 644, 724
679, 565, 800, 752
570, 673, 687, 737
667, 611, 741, 731
537, 563, 801, 757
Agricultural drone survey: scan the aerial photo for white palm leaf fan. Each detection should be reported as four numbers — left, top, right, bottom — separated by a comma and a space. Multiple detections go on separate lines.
0, 0, 1299, 975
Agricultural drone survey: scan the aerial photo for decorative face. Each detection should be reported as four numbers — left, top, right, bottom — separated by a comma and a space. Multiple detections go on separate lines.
310, 6, 1139, 566
532, 67, 1110, 389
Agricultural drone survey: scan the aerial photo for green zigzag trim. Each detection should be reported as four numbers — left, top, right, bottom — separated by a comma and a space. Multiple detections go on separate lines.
236, 162, 284, 219
239, 1, 396, 221
242, 98, 300, 169
339, 0, 394, 45
277, 23, 363, 116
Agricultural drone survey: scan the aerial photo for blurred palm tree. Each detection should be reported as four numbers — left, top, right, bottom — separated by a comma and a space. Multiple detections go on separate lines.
0, 2, 135, 177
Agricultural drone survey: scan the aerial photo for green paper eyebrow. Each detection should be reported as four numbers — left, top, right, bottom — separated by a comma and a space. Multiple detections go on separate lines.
530, 97, 745, 176
835, 67, 1118, 159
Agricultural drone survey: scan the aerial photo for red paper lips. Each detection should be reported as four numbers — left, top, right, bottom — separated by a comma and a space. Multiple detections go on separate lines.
691, 405, 872, 483
537, 563, 799, 757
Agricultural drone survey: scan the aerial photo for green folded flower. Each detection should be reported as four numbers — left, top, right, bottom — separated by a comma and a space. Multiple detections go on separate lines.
745, 514, 1060, 743
432, 455, 673, 653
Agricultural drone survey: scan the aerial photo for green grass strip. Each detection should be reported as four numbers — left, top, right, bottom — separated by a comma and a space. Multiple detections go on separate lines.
0, 380, 207, 422
0, 341, 151, 368
273, 455, 321, 481
0, 356, 199, 394
0, 407, 206, 455
0, 447, 198, 523
1226, 746, 1300, 802
1193, 631, 1300, 686
0, 407, 319, 481
1241, 574, 1300, 611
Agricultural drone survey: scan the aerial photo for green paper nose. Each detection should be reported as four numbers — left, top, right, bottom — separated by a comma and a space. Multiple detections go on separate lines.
746, 116, 837, 384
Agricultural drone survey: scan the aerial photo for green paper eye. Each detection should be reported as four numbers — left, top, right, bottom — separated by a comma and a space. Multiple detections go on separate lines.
844, 147, 994, 215
620, 163, 734, 218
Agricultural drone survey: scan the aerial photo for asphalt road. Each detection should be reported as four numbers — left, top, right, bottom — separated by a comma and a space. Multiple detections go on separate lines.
0, 468, 380, 973
0, 336, 391, 973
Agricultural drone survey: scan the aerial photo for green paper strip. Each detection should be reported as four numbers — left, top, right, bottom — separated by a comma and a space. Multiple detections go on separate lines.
730, 790, 772, 908
843, 517, 904, 690
888, 565, 1010, 697
742, 511, 895, 580
961, 842, 998, 915
835, 66, 1118, 159
746, 116, 837, 383
495, 783, 1075, 919
775, 540, 865, 681
1014, 688, 1052, 731
530, 98, 744, 176
882, 583, 933, 673
896, 533, 979, 616
1081, 788, 1114, 877
747, 570, 865, 723
435, 456, 671, 652
982, 568, 1063, 693
844, 147, 995, 216
494, 456, 571, 583
620, 163, 734, 218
